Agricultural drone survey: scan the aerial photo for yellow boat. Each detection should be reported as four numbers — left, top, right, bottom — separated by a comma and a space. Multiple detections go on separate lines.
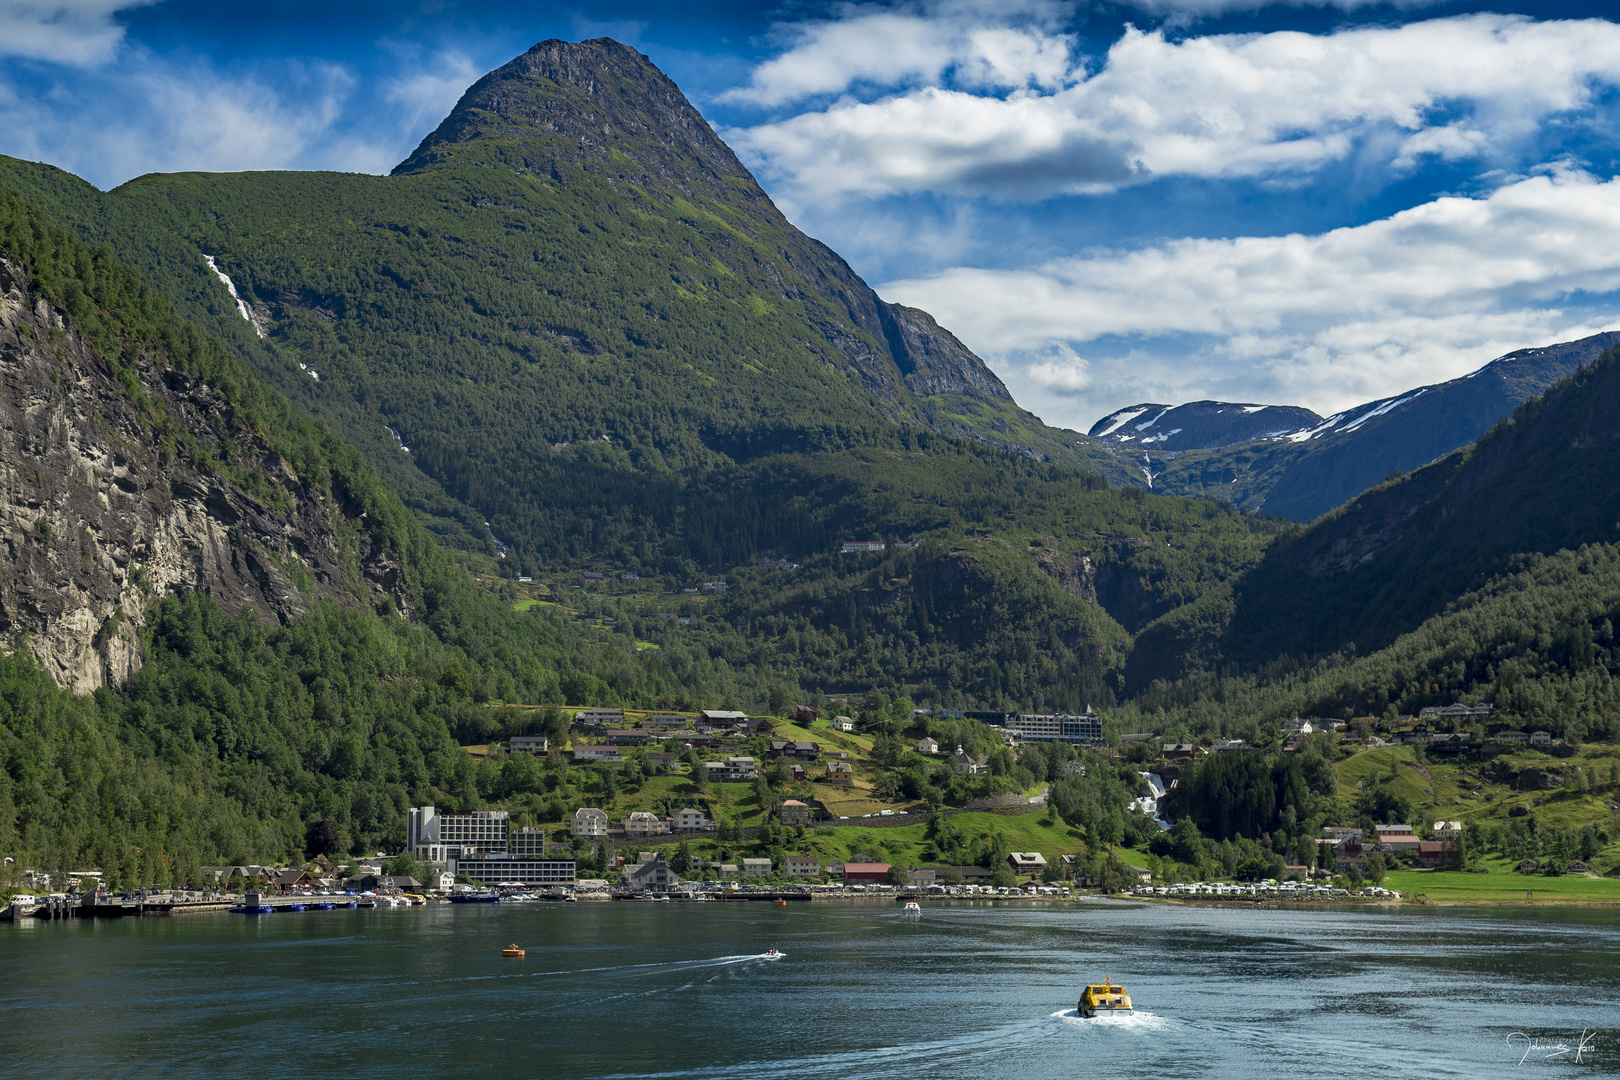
502, 944, 525, 958
1078, 978, 1132, 1018
774, 898, 787, 906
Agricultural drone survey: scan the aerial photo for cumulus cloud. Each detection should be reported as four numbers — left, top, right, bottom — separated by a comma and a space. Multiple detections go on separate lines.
721, 0, 1075, 107
0, 0, 159, 67
0, 57, 377, 186
882, 169, 1620, 424
0, 45, 492, 188
1130, 0, 1441, 15
732, 14, 1620, 204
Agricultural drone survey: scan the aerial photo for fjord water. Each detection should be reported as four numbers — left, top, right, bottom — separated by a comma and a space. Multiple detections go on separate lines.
2, 902, 1616, 1078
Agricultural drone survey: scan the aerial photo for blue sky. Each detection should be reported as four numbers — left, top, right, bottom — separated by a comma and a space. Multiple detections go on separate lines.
6, 1, 1620, 430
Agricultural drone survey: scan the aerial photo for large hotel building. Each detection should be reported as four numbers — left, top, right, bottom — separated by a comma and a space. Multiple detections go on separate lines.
407, 806, 575, 885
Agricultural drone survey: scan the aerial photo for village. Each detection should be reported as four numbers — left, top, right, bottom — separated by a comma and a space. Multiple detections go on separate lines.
6, 695, 1616, 918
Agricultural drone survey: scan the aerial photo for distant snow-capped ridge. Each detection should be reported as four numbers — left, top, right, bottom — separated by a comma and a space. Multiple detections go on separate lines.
1087, 400, 1324, 451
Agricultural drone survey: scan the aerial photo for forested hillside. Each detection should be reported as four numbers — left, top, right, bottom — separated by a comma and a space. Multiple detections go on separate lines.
0, 195, 791, 874
0, 39, 1109, 579
1118, 347, 1620, 741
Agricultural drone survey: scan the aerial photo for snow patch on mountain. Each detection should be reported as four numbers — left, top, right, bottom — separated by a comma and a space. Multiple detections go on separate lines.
1093, 406, 1154, 438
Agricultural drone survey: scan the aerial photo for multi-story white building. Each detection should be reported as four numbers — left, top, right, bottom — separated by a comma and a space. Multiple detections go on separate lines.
1003, 710, 1102, 745
645, 714, 691, 729
509, 826, 551, 857
572, 807, 610, 838
703, 756, 757, 782
508, 735, 549, 755
408, 806, 509, 860
625, 811, 669, 837
672, 807, 712, 832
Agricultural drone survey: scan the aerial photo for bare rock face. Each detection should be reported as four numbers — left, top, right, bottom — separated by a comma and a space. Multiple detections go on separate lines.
0, 256, 411, 693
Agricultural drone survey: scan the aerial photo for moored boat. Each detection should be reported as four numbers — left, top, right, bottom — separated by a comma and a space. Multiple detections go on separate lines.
902, 901, 921, 914
502, 944, 526, 958
1077, 979, 1133, 1018
448, 888, 500, 904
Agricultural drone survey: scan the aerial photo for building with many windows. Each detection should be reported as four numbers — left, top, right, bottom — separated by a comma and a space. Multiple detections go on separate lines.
508, 827, 551, 857
1002, 710, 1102, 745
573, 807, 610, 838
408, 807, 509, 861
449, 854, 575, 886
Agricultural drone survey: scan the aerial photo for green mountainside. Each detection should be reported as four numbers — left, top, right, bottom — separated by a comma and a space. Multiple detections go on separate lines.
0, 194, 790, 873
0, 39, 1101, 576
0, 38, 1276, 710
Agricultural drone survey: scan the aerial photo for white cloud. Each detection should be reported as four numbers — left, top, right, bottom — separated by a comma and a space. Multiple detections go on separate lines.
0, 45, 493, 188
1024, 343, 1092, 395
1130, 0, 1440, 15
0, 0, 158, 67
385, 51, 480, 137
0, 58, 375, 185
732, 14, 1620, 204
721, 1, 1075, 107
882, 168, 1620, 425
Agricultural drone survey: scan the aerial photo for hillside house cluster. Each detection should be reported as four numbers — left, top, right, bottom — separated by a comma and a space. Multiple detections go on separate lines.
570, 805, 716, 839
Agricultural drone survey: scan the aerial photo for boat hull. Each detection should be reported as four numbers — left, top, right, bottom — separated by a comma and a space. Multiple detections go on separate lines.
1078, 1005, 1133, 1018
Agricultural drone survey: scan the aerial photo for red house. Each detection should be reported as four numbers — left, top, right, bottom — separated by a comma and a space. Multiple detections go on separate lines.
843, 862, 892, 884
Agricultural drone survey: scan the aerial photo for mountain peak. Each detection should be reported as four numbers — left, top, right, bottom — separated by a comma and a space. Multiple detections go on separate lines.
1088, 399, 1323, 450
393, 37, 764, 208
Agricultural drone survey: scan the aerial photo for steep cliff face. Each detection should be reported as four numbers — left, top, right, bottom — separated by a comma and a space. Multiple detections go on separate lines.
0, 255, 410, 692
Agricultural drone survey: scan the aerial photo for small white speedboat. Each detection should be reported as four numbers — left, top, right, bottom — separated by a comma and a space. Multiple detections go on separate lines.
903, 901, 922, 914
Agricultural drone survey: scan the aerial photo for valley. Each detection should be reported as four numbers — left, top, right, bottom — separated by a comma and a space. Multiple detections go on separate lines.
0, 36, 1616, 903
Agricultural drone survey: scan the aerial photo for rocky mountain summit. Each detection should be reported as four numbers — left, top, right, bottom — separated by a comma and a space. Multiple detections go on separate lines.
0, 253, 410, 692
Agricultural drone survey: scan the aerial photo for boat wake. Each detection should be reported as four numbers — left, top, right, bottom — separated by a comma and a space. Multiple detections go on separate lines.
1050, 1009, 1170, 1030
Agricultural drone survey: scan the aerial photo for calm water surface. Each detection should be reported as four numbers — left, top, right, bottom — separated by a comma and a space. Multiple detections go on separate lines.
2, 899, 1616, 1078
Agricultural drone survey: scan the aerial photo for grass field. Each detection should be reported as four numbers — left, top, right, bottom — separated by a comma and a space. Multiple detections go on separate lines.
1384, 867, 1620, 905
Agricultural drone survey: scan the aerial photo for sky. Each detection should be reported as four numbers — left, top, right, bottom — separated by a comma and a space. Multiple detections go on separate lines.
6, 1, 1620, 430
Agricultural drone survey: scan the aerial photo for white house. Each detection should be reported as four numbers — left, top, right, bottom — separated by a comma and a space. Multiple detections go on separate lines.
704, 756, 758, 782
624, 811, 668, 838
784, 855, 820, 878
508, 735, 549, 755
915, 737, 940, 754
740, 857, 773, 878
572, 807, 610, 838
672, 807, 712, 832
571, 746, 623, 763
830, 715, 856, 732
